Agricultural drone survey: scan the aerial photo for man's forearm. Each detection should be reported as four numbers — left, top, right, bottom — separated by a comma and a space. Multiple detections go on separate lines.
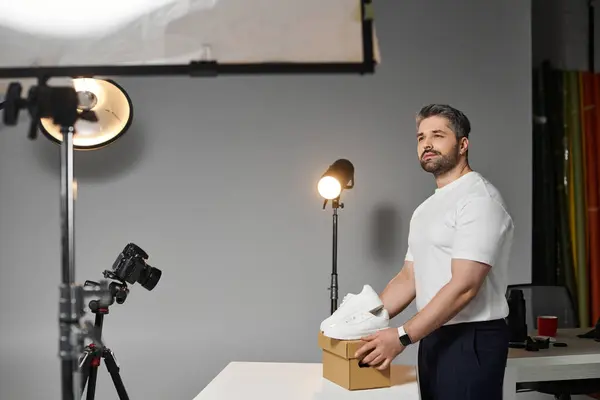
379, 271, 416, 319
403, 280, 477, 343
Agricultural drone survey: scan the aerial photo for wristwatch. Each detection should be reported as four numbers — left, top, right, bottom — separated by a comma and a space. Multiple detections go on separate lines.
398, 326, 413, 346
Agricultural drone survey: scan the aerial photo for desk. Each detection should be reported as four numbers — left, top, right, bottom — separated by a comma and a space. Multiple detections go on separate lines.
194, 362, 420, 400
503, 327, 600, 400
195, 328, 600, 400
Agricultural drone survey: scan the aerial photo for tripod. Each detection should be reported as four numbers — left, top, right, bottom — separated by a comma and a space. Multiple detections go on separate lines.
79, 282, 130, 400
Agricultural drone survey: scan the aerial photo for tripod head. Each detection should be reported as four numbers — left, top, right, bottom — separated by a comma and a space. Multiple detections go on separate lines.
323, 196, 344, 210
1, 77, 98, 137
84, 280, 129, 313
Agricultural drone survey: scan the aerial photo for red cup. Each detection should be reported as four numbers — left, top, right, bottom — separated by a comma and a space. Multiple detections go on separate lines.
537, 315, 558, 337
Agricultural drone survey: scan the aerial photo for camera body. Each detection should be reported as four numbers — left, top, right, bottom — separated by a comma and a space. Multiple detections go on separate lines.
104, 243, 161, 291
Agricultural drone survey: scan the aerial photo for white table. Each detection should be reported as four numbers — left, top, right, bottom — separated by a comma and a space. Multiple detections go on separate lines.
194, 362, 420, 400
195, 329, 600, 400
503, 327, 600, 400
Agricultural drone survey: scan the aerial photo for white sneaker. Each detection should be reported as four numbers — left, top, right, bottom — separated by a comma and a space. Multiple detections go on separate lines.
319, 284, 383, 332
323, 308, 390, 340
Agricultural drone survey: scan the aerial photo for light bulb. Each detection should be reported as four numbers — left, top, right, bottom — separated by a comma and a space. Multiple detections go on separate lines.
318, 176, 342, 200
39, 78, 133, 150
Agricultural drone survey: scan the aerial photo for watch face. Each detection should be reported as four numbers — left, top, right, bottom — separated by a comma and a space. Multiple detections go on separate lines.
400, 335, 411, 346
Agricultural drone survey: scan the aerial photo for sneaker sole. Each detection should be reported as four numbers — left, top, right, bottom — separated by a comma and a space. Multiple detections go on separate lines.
319, 302, 384, 332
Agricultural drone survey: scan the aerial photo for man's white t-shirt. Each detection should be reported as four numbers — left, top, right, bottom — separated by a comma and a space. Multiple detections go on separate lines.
405, 171, 514, 325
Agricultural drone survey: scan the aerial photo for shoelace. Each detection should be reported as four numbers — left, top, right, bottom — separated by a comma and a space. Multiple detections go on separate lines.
348, 312, 371, 322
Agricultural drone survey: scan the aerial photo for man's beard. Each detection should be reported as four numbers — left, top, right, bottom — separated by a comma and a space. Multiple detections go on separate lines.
419, 145, 459, 176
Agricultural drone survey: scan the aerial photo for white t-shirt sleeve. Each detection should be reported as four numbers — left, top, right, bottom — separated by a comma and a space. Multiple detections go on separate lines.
404, 210, 417, 262
451, 197, 513, 267
405, 245, 413, 262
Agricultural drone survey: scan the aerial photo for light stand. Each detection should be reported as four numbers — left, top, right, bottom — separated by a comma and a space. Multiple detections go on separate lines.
318, 159, 355, 315
328, 196, 344, 314
1, 78, 115, 400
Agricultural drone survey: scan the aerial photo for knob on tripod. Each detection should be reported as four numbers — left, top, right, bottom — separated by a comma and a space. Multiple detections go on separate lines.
2, 83, 25, 124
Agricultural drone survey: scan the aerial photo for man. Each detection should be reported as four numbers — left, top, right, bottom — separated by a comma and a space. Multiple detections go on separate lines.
355, 104, 514, 399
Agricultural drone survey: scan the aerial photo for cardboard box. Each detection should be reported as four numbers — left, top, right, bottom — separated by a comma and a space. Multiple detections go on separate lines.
318, 331, 391, 390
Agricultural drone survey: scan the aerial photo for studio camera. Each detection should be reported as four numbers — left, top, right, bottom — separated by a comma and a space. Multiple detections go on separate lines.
103, 243, 162, 291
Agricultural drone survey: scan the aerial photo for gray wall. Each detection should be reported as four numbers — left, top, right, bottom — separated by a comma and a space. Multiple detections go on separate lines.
0, 1, 534, 399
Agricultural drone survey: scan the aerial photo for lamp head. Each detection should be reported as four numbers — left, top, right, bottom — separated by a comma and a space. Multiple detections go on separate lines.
318, 159, 355, 201
39, 78, 133, 151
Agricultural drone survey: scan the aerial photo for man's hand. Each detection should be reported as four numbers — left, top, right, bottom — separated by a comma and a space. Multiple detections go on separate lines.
354, 328, 404, 370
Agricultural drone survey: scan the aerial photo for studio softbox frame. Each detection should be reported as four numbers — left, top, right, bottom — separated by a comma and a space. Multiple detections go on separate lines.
0, 0, 379, 82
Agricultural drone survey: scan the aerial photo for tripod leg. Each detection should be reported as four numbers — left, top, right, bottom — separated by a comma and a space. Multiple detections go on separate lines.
85, 354, 101, 400
103, 349, 130, 400
78, 351, 92, 399
83, 312, 105, 400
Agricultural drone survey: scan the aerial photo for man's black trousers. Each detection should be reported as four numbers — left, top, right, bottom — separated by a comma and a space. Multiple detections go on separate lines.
417, 318, 509, 400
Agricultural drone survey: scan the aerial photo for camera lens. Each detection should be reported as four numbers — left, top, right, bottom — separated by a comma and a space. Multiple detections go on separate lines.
140, 266, 162, 291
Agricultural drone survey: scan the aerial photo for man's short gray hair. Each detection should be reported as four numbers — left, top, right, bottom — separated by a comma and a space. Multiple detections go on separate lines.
416, 104, 471, 140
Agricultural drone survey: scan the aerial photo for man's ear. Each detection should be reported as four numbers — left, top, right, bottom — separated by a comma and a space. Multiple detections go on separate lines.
460, 138, 469, 154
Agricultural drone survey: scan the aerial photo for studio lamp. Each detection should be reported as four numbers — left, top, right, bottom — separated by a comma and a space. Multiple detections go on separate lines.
39, 78, 133, 150
317, 158, 355, 314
